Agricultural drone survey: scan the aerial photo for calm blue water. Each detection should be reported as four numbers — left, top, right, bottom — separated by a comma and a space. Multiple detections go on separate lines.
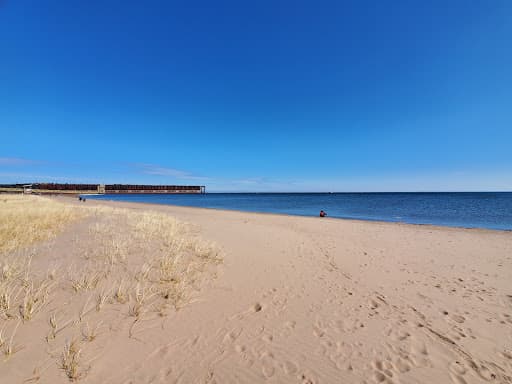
86, 192, 512, 231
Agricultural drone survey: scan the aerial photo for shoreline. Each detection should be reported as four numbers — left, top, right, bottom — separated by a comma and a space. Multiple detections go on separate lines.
75, 195, 512, 234
3, 194, 512, 383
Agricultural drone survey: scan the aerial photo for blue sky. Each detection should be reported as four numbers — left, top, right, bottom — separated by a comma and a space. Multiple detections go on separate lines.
1, 0, 511, 191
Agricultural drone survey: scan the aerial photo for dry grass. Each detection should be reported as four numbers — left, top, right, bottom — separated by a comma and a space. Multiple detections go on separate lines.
19, 279, 55, 321
2, 320, 21, 358
0, 194, 222, 381
81, 321, 102, 342
46, 313, 58, 342
113, 279, 129, 304
95, 288, 111, 312
60, 339, 83, 381
69, 268, 104, 293
0, 195, 86, 254
0, 195, 84, 324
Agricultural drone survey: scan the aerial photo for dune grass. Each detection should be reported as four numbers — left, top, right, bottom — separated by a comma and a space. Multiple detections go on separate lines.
0, 194, 86, 255
60, 339, 84, 381
0, 194, 222, 381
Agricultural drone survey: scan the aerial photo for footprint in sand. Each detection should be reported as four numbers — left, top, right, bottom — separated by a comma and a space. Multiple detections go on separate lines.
236, 345, 256, 368
313, 318, 327, 338
500, 313, 512, 325
260, 351, 276, 379
373, 371, 389, 383
450, 361, 467, 376
222, 327, 242, 344
410, 337, 431, 367
262, 288, 277, 298
390, 329, 411, 342
449, 325, 467, 340
393, 357, 411, 373
332, 318, 363, 333
475, 363, 499, 381
501, 350, 512, 370
261, 363, 275, 379
369, 299, 380, 313
279, 320, 296, 338
450, 371, 468, 384
383, 321, 411, 342
502, 350, 512, 360
336, 359, 354, 372
371, 360, 395, 383
299, 372, 316, 384
449, 314, 466, 324
262, 333, 273, 343
282, 360, 299, 375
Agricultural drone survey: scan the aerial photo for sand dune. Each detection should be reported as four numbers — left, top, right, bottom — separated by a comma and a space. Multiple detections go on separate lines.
1, 196, 511, 383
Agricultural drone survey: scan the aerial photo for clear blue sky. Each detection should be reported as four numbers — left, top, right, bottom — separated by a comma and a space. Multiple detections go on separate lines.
1, 0, 511, 191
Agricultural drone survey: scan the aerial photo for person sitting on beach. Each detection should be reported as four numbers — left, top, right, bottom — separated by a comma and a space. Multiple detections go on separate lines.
319, 210, 327, 217
78, 196, 82, 201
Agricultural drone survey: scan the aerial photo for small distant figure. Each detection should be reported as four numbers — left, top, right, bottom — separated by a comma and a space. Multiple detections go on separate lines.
78, 196, 82, 201
319, 210, 327, 217
83, 197, 86, 202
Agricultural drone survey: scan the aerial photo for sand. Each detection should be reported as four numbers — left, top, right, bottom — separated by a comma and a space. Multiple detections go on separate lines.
2, 196, 512, 383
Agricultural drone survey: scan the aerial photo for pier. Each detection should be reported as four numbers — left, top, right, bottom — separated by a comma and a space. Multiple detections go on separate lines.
0, 183, 206, 195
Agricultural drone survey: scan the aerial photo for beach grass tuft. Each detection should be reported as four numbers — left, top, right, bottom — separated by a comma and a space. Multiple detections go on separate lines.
60, 339, 83, 381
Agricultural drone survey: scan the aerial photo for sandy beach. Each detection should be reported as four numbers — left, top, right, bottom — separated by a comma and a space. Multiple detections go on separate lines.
1, 195, 512, 384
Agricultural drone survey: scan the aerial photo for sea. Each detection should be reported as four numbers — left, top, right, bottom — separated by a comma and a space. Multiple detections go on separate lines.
86, 192, 512, 231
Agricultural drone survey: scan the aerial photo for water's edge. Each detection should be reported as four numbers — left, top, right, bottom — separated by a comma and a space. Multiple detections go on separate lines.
84, 193, 512, 232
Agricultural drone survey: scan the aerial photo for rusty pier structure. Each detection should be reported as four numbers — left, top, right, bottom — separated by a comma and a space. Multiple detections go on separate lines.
0, 183, 206, 195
